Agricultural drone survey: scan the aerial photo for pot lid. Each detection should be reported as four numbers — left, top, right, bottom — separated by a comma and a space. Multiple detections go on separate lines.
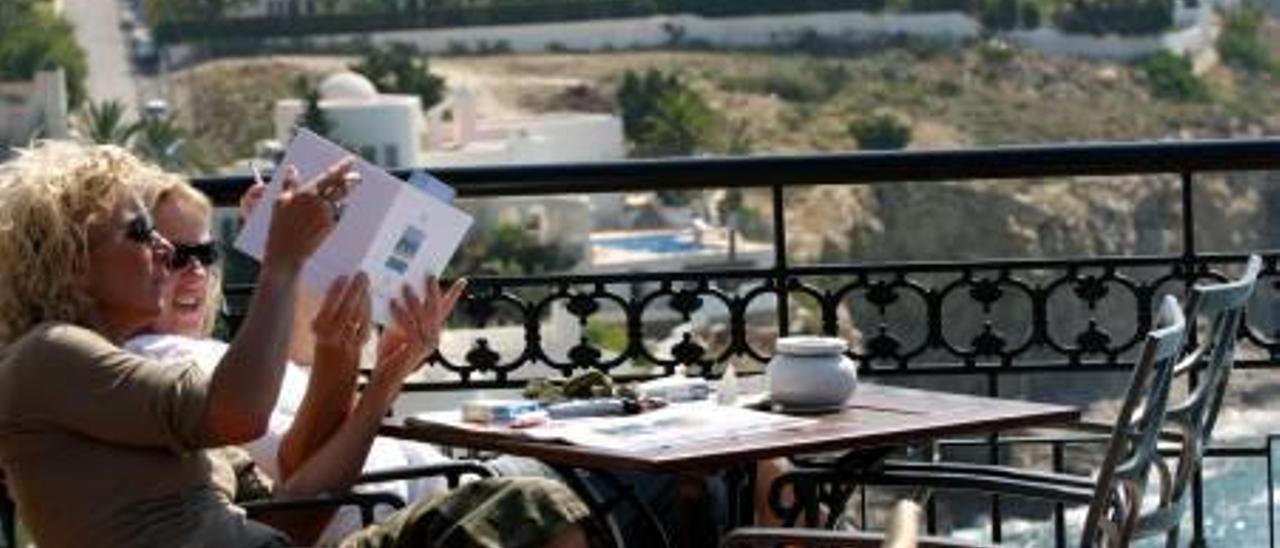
776, 336, 848, 356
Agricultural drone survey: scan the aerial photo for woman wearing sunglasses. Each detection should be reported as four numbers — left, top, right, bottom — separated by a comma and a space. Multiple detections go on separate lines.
0, 142, 592, 548
126, 180, 461, 542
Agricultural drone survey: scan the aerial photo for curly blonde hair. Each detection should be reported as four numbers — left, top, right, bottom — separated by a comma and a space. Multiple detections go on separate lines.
153, 179, 224, 337
0, 142, 182, 343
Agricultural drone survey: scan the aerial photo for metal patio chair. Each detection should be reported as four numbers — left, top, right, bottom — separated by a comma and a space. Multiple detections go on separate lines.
769, 293, 1189, 548
1130, 254, 1262, 546
0, 461, 493, 547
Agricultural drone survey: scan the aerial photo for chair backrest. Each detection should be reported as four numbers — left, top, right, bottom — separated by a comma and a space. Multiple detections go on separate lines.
0, 472, 12, 548
1136, 255, 1262, 544
1080, 295, 1187, 548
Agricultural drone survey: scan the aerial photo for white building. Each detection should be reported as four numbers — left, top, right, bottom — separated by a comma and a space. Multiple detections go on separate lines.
0, 67, 69, 146
421, 87, 625, 167
272, 72, 625, 169
274, 71, 424, 168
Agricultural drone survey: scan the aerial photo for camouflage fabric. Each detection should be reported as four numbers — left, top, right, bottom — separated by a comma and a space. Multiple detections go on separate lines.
339, 477, 590, 548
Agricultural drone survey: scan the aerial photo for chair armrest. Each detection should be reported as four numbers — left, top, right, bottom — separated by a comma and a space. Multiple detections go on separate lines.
935, 419, 1183, 451
881, 460, 1094, 490
242, 491, 407, 527
356, 460, 493, 489
863, 460, 1095, 506
722, 527, 996, 548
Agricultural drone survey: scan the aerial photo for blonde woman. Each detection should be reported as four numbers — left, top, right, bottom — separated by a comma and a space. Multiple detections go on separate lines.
0, 142, 592, 548
126, 180, 456, 542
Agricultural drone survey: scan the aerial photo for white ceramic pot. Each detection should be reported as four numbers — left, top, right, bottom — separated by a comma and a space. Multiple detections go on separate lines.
767, 336, 857, 410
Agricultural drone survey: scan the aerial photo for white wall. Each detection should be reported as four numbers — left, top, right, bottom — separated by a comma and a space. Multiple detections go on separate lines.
0, 68, 67, 144
424, 113, 625, 166
287, 7, 1220, 61
302, 12, 979, 53
1008, 4, 1219, 61
275, 95, 424, 168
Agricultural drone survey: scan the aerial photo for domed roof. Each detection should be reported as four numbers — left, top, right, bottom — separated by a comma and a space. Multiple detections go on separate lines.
318, 71, 378, 101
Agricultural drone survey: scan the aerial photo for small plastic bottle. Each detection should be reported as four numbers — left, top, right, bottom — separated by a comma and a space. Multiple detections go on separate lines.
718, 362, 739, 406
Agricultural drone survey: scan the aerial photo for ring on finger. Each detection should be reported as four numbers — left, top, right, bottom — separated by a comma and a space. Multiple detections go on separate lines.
318, 183, 340, 201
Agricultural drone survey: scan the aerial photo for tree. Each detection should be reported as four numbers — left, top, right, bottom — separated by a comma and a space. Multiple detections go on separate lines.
81, 100, 139, 145
0, 2, 88, 107
350, 43, 446, 110
1217, 6, 1273, 73
147, 0, 255, 23
848, 111, 912, 150
292, 76, 335, 137
452, 222, 580, 277
133, 115, 206, 172
1139, 51, 1209, 102
616, 69, 720, 157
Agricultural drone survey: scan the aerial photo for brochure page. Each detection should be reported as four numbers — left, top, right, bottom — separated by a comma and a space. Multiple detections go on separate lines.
235, 128, 473, 323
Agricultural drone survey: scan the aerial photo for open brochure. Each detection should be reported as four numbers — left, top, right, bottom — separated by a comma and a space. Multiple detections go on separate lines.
235, 128, 473, 324
407, 401, 815, 452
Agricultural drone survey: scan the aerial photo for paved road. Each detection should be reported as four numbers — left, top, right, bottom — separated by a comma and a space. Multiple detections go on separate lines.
61, 0, 149, 108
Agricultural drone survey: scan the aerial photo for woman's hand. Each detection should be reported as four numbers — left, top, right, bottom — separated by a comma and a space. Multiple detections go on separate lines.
370, 276, 468, 392
238, 175, 267, 221
264, 158, 358, 271
310, 273, 371, 379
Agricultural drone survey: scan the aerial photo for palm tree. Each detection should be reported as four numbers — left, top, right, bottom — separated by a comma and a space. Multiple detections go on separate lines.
81, 100, 139, 145
133, 115, 188, 171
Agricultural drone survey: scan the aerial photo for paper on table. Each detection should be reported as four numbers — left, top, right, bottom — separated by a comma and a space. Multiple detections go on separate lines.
235, 128, 473, 323
408, 401, 815, 452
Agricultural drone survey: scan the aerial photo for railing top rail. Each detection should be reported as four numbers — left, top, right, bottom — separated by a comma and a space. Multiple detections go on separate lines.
192, 138, 1280, 205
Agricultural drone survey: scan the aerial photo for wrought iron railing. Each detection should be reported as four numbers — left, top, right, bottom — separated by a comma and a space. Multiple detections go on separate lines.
194, 138, 1280, 546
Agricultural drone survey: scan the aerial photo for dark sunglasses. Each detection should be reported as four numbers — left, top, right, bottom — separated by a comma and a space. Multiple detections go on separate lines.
124, 214, 157, 245
169, 241, 220, 270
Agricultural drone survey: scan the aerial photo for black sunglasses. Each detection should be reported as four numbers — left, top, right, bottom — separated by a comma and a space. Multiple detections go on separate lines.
169, 241, 220, 270
124, 214, 157, 245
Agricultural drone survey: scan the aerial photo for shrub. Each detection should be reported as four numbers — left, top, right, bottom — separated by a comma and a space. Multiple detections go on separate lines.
617, 69, 721, 157
1020, 1, 1041, 28
721, 62, 849, 103
349, 42, 446, 109
906, 0, 979, 12
453, 222, 580, 277
848, 111, 912, 150
1217, 6, 1272, 73
1139, 51, 1208, 102
979, 0, 1019, 31
0, 3, 88, 107
1055, 0, 1174, 36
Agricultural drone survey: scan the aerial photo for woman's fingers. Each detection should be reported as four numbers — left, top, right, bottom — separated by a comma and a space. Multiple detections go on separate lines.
306, 157, 358, 203
439, 278, 468, 320
281, 164, 301, 193
312, 275, 349, 330
356, 283, 373, 342
335, 272, 367, 320
400, 283, 426, 337
239, 182, 267, 220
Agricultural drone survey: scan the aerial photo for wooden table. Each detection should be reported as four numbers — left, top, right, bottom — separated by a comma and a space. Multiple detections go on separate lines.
382, 384, 1079, 547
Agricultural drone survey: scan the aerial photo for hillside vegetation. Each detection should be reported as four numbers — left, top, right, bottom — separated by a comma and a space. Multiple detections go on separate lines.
173, 29, 1280, 165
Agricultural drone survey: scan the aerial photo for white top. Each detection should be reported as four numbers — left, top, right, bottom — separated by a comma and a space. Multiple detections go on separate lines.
776, 335, 848, 356
125, 333, 451, 544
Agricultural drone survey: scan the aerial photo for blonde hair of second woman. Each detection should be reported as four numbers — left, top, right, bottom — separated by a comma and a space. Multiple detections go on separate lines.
153, 178, 225, 338
0, 141, 180, 343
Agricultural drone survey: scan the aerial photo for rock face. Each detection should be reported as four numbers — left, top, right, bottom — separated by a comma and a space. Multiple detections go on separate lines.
788, 173, 1270, 264
776, 172, 1273, 404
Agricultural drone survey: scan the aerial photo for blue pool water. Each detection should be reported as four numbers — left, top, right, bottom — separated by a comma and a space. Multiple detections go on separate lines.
594, 233, 704, 254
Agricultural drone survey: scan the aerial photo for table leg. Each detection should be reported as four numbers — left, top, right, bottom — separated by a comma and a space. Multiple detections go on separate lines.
550, 465, 674, 548
677, 472, 719, 548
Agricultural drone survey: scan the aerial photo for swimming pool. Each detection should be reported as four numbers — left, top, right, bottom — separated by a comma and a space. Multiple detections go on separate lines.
592, 233, 705, 254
